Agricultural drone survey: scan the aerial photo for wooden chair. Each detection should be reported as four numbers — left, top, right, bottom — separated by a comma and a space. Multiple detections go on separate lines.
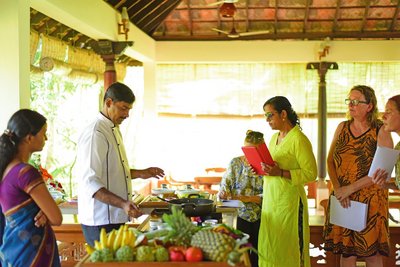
305, 181, 317, 207
194, 176, 222, 194
320, 198, 329, 216
156, 175, 194, 188
205, 167, 226, 175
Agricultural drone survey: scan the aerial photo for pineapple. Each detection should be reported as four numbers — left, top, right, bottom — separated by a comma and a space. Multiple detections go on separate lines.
190, 229, 236, 262
162, 206, 199, 246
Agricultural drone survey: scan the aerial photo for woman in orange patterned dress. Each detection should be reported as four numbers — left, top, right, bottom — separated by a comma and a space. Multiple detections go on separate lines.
323, 85, 393, 267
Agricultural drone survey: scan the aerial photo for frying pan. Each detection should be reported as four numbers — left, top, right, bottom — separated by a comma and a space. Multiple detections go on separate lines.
157, 196, 215, 217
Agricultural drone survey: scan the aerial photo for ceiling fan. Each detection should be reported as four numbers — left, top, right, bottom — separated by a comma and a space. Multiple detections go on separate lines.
212, 18, 270, 38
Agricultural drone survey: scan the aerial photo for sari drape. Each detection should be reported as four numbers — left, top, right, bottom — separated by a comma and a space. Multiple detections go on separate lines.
0, 200, 60, 267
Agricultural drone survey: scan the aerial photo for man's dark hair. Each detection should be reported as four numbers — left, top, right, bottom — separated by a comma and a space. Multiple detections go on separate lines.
104, 82, 135, 104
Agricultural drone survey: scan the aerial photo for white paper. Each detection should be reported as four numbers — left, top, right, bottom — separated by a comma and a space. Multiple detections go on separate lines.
368, 146, 400, 179
329, 195, 368, 232
217, 200, 244, 208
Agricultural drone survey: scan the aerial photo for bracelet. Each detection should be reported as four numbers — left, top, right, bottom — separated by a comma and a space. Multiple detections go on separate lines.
280, 169, 284, 177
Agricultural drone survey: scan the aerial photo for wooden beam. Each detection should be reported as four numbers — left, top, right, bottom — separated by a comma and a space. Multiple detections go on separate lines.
303, 0, 311, 34
361, 0, 372, 32
390, 1, 400, 31
154, 30, 400, 41
332, 0, 341, 33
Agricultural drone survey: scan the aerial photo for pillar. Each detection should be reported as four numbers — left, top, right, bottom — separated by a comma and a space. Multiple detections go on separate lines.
91, 40, 133, 91
0, 0, 31, 129
102, 54, 117, 90
306, 61, 339, 209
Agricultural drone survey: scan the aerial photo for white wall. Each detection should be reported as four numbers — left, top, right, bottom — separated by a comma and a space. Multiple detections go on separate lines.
155, 40, 400, 63
0, 0, 30, 129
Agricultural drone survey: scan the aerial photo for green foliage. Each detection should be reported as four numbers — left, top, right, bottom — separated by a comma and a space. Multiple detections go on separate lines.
30, 72, 100, 199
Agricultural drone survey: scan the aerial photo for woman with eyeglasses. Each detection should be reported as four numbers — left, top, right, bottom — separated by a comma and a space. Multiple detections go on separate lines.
323, 85, 393, 267
258, 96, 317, 267
218, 130, 264, 267
371, 95, 400, 189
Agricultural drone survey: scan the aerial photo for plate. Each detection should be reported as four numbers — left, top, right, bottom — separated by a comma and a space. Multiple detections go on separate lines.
175, 189, 200, 194
151, 188, 176, 195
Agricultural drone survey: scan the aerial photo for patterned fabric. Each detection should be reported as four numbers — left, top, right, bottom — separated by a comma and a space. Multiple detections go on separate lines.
0, 163, 60, 267
219, 156, 263, 222
258, 125, 317, 267
394, 142, 400, 189
323, 120, 390, 257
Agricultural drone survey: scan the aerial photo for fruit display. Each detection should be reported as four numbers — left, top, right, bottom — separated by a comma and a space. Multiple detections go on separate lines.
85, 206, 254, 265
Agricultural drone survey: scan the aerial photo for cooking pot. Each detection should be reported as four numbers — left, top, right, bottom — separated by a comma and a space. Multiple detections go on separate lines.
158, 197, 215, 217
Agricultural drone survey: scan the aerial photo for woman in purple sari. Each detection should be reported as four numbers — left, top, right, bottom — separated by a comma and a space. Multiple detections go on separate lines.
0, 109, 62, 267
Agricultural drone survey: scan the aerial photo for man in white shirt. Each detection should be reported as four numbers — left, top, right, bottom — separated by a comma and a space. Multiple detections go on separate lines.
76, 82, 164, 246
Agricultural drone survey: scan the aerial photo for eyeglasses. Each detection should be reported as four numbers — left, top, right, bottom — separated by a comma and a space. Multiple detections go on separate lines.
264, 112, 278, 120
345, 99, 369, 106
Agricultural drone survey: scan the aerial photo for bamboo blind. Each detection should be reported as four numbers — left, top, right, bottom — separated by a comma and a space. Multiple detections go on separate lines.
156, 63, 400, 116
30, 31, 39, 65
115, 62, 127, 82
67, 46, 104, 74
41, 34, 67, 62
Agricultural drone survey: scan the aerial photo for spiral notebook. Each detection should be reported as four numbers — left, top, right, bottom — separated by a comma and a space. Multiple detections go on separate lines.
329, 195, 368, 232
242, 143, 274, 175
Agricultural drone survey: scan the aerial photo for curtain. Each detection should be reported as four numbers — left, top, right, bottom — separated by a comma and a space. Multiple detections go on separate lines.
156, 62, 400, 116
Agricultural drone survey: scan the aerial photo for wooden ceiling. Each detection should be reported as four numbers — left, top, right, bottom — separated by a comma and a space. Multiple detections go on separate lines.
103, 0, 400, 41
30, 0, 400, 61
30, 9, 139, 66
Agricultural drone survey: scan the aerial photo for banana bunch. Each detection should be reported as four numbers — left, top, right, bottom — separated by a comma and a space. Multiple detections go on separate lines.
85, 224, 138, 255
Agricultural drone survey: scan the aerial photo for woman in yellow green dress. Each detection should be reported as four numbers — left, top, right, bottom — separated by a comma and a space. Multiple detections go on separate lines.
258, 96, 318, 267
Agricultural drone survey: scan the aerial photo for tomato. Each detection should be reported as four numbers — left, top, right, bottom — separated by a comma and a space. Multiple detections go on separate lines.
169, 246, 185, 261
185, 247, 203, 262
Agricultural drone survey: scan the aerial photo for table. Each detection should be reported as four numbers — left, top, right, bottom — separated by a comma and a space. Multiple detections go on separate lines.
76, 259, 247, 266
56, 202, 150, 266
58, 203, 400, 266
138, 200, 239, 229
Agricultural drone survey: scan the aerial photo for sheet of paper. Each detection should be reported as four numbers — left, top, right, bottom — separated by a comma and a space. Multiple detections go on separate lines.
329, 195, 368, 232
368, 146, 400, 179
217, 200, 244, 208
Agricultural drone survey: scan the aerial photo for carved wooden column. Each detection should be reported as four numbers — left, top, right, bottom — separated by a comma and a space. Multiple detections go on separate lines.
91, 40, 133, 90
306, 62, 338, 181
102, 54, 117, 90
306, 62, 338, 209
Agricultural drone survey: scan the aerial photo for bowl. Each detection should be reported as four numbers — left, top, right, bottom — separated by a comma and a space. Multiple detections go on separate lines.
151, 188, 176, 195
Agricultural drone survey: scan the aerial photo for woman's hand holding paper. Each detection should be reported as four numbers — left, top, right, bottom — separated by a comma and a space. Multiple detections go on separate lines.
370, 168, 389, 186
